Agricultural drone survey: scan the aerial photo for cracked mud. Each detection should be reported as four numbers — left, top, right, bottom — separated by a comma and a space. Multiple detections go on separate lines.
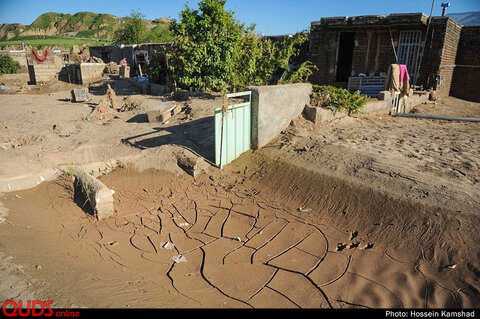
0, 157, 479, 308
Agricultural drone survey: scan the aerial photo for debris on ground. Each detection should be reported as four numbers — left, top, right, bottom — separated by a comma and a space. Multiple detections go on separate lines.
71, 88, 91, 103
119, 96, 140, 112
146, 101, 179, 123
106, 84, 118, 110
172, 255, 187, 263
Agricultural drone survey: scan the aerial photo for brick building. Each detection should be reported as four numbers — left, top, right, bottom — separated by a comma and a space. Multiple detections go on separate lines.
308, 13, 478, 100
89, 43, 171, 78
451, 26, 480, 102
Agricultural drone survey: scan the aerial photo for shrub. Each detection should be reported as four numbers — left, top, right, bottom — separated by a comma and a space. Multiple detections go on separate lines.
0, 55, 21, 75
312, 85, 368, 115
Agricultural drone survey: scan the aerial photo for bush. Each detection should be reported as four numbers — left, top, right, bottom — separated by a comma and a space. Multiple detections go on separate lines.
0, 55, 21, 75
311, 85, 368, 115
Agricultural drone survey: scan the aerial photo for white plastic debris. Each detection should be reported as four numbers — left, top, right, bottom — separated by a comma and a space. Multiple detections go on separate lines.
110, 189, 115, 195
179, 222, 189, 227
162, 242, 175, 250
172, 255, 187, 263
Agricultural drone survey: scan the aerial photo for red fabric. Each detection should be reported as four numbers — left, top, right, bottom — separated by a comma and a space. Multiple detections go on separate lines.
32, 50, 48, 63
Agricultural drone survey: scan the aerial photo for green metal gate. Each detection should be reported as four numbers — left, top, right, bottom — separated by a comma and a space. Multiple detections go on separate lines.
215, 91, 252, 169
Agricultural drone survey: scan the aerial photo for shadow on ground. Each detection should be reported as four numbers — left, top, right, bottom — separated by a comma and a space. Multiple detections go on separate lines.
122, 116, 215, 161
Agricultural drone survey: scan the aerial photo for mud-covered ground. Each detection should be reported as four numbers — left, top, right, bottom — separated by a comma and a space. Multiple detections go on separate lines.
1, 160, 478, 308
0, 80, 479, 308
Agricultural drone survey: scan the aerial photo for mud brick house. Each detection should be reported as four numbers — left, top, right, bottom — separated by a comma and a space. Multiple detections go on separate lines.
89, 43, 171, 78
308, 13, 479, 100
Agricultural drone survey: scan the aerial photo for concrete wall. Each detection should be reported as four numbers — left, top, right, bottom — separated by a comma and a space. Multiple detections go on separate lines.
451, 26, 480, 102
247, 83, 312, 149
26, 50, 65, 84
28, 64, 63, 83
79, 63, 105, 84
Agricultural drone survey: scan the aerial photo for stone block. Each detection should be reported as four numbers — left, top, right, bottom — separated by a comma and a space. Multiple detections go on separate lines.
71, 88, 91, 103
146, 101, 176, 123
378, 91, 391, 101
303, 105, 344, 123
72, 167, 114, 221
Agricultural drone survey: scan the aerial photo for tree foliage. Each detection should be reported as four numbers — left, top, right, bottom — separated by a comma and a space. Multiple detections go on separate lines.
0, 55, 21, 75
168, 0, 314, 92
111, 11, 173, 45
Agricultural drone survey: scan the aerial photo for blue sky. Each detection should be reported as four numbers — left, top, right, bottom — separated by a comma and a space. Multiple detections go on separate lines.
0, 0, 479, 35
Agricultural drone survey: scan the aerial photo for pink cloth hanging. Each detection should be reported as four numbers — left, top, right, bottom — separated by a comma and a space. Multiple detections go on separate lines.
398, 64, 408, 84
398, 64, 411, 96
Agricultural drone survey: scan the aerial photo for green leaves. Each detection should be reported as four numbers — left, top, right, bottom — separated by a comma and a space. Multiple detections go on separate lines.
168, 0, 314, 92
312, 85, 368, 115
0, 55, 21, 75
111, 10, 173, 45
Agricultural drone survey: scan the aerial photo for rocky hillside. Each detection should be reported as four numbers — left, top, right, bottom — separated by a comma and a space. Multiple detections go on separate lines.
0, 11, 171, 41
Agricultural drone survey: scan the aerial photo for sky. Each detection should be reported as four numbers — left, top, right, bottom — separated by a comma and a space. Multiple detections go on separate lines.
0, 0, 479, 35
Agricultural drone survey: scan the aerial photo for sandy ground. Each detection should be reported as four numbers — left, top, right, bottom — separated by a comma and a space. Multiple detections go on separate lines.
0, 80, 479, 308
262, 97, 480, 216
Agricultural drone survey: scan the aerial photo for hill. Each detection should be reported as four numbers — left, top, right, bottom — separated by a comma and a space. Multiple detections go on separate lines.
447, 11, 480, 26
0, 11, 172, 47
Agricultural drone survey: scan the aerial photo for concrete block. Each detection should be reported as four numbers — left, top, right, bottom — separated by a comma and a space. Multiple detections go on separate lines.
71, 88, 91, 103
72, 167, 114, 221
378, 91, 391, 101
303, 105, 345, 123
246, 83, 312, 149
175, 149, 208, 177
146, 101, 176, 123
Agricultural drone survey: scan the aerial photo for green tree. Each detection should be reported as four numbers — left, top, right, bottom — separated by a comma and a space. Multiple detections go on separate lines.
169, 0, 244, 92
0, 55, 21, 75
111, 10, 148, 45
168, 0, 314, 92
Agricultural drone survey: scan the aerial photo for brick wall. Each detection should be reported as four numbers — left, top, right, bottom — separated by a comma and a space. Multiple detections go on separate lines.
426, 17, 462, 98
308, 15, 465, 100
309, 22, 428, 86
451, 26, 480, 102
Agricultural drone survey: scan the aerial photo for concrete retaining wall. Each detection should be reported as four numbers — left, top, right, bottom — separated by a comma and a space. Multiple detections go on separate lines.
366, 90, 429, 114
247, 83, 312, 149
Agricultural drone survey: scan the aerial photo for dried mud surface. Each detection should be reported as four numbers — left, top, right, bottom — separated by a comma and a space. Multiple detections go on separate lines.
0, 157, 479, 308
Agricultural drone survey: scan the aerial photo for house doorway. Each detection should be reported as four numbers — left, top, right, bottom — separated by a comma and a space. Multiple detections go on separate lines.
336, 32, 355, 81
